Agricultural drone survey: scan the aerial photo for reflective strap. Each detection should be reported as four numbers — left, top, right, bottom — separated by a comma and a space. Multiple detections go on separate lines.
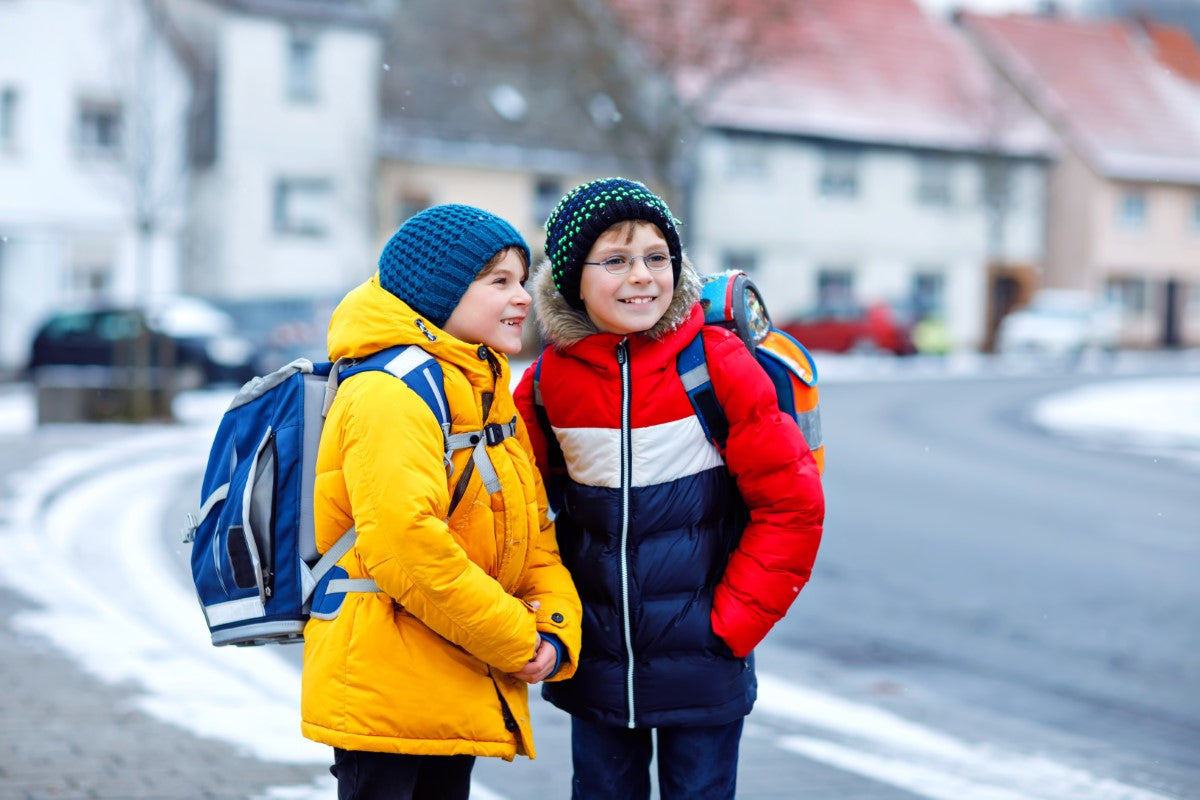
326, 577, 380, 593
797, 407, 823, 450
678, 363, 710, 393
194, 483, 230, 527
203, 596, 266, 627
307, 527, 357, 602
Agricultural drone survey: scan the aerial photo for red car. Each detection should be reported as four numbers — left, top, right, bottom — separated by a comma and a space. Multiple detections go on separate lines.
779, 301, 915, 355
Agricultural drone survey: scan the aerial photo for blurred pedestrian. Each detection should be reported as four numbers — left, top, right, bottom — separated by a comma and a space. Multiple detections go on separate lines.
302, 204, 582, 800
513, 178, 824, 800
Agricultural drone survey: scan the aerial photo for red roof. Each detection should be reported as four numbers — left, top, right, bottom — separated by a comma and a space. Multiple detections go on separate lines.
961, 13, 1200, 182
1143, 21, 1200, 85
684, 0, 1050, 155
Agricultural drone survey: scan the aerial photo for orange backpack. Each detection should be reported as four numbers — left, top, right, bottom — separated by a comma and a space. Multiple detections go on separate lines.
679, 271, 824, 474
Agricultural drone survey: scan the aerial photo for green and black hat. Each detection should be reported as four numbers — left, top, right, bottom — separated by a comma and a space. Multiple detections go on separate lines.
544, 178, 682, 310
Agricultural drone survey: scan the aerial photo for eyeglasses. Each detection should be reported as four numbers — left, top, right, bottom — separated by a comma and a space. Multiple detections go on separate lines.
583, 252, 673, 275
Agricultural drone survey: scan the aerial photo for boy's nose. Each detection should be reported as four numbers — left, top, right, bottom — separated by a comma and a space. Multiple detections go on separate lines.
627, 261, 654, 281
515, 284, 532, 305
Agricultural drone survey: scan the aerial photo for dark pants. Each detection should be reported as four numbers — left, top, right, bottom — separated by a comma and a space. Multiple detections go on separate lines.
330, 748, 475, 800
570, 715, 744, 800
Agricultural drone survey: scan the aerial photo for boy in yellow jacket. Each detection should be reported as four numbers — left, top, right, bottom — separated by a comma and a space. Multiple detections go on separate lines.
301, 205, 582, 800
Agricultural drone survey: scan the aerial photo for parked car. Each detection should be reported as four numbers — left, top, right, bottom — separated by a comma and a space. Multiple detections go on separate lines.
780, 300, 916, 355
27, 296, 258, 389
995, 289, 1120, 358
212, 295, 339, 374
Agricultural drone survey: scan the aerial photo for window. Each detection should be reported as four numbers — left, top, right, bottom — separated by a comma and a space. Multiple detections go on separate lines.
1105, 276, 1147, 315
287, 32, 317, 102
980, 159, 1012, 209
916, 155, 953, 206
911, 270, 945, 315
77, 99, 122, 158
727, 139, 767, 179
533, 177, 562, 225
816, 267, 854, 305
1118, 189, 1146, 229
818, 145, 860, 198
0, 87, 17, 147
274, 178, 332, 236
722, 251, 758, 274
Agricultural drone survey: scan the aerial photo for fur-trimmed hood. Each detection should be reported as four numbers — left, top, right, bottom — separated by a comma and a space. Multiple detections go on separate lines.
531, 255, 703, 349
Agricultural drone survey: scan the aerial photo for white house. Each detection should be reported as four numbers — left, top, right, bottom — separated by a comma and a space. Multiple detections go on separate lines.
0, 0, 191, 372
165, 0, 382, 302
686, 0, 1053, 351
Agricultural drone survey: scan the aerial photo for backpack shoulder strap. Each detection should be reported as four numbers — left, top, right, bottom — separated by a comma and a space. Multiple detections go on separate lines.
337, 345, 451, 430
676, 329, 730, 450
330, 344, 517, 517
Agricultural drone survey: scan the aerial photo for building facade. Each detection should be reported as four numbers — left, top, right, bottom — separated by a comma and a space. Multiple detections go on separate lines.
168, 0, 382, 302
0, 0, 191, 372
962, 11, 1200, 347
686, 0, 1052, 352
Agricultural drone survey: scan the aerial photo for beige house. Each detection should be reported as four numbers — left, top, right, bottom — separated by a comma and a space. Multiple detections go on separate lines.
962, 12, 1200, 347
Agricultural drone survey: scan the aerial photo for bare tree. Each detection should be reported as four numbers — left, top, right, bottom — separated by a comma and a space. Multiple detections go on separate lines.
510, 0, 800, 208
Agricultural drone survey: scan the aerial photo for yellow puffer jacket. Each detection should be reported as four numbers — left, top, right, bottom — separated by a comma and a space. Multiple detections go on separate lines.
300, 276, 581, 760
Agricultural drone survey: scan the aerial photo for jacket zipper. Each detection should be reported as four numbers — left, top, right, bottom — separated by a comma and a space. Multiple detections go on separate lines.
617, 338, 636, 728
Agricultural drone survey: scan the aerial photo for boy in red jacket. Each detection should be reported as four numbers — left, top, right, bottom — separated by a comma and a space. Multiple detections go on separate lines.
513, 178, 824, 800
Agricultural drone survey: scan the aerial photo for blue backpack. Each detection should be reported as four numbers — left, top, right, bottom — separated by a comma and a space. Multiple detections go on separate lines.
182, 345, 516, 646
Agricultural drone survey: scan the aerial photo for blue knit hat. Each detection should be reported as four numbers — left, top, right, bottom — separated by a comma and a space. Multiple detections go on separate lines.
544, 178, 682, 311
378, 204, 531, 327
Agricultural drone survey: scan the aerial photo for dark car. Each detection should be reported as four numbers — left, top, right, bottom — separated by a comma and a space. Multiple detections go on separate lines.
211, 295, 339, 374
779, 301, 916, 356
28, 297, 258, 389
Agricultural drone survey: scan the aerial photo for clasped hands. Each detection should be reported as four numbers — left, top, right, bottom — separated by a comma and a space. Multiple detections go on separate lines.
511, 600, 556, 684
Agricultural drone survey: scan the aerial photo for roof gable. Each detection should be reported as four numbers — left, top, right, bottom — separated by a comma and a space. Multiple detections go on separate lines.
963, 13, 1200, 182
698, 0, 1050, 155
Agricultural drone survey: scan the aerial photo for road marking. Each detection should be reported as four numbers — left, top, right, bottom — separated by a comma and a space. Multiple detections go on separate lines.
756, 673, 1172, 800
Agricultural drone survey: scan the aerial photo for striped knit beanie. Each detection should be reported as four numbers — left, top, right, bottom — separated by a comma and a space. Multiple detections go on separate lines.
544, 178, 682, 311
378, 204, 530, 327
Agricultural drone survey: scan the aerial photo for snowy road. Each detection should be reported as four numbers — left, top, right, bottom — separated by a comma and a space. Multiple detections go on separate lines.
1, 367, 1193, 799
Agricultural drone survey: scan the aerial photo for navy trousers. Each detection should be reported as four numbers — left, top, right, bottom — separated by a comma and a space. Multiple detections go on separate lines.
570, 715, 744, 800
330, 748, 475, 800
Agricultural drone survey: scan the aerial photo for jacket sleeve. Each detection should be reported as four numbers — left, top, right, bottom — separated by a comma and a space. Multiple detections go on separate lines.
336, 374, 539, 674
513, 362, 550, 483
703, 327, 825, 658
511, 409, 582, 681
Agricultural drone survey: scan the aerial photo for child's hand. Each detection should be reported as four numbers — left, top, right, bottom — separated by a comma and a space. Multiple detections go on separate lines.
512, 636, 556, 684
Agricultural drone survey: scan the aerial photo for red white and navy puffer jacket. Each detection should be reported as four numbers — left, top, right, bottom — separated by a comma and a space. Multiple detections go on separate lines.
513, 259, 824, 730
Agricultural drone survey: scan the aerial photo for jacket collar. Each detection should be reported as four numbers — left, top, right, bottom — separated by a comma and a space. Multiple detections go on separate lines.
327, 275, 505, 389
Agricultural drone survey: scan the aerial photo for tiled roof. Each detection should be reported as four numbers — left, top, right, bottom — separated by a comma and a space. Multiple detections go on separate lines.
695, 0, 1051, 156
1143, 20, 1200, 84
962, 12, 1200, 182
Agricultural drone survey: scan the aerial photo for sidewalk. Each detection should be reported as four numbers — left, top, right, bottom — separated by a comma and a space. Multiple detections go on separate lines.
0, 419, 331, 800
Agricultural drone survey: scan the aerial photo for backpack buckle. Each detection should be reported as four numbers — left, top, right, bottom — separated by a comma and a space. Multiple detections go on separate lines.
484, 422, 507, 447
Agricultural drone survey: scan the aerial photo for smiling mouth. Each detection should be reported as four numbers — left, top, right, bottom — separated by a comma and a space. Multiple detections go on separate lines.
619, 297, 657, 305
503, 318, 524, 327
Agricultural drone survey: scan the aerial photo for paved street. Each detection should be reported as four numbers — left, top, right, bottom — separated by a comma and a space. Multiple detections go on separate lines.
0, 361, 1196, 799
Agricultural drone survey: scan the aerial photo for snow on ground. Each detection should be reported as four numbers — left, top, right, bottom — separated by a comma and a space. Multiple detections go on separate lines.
0, 357, 1195, 800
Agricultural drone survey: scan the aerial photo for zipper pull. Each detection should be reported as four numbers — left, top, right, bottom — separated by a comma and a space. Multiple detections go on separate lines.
479, 345, 501, 378
616, 338, 628, 366
416, 319, 437, 342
